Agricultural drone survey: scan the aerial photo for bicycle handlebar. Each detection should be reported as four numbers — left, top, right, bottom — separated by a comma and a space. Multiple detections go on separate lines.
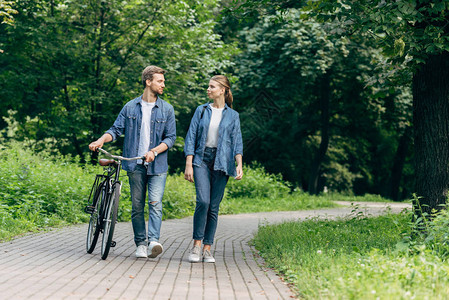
97, 148, 145, 161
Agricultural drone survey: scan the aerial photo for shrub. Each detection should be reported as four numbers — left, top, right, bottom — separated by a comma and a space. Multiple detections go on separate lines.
226, 164, 291, 199
0, 142, 337, 240
0, 142, 93, 224
162, 173, 196, 219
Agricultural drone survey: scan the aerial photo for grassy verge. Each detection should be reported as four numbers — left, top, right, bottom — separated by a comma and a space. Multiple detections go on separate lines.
253, 209, 449, 299
325, 193, 394, 202
220, 193, 337, 214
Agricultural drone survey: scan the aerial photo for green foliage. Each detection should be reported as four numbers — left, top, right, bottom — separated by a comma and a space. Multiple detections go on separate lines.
326, 193, 392, 203
220, 192, 337, 215
0, 0, 17, 26
226, 164, 290, 199
0, 0, 237, 164
252, 209, 449, 298
0, 141, 95, 241
308, 0, 449, 64
162, 173, 196, 219
254, 199, 449, 298
1, 0, 417, 200
399, 199, 449, 259
0, 143, 338, 240
423, 208, 449, 258
230, 6, 412, 197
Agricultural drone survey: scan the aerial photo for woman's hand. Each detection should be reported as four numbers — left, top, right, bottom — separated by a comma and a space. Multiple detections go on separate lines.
235, 164, 243, 180
184, 165, 194, 182
184, 155, 194, 182
234, 154, 243, 180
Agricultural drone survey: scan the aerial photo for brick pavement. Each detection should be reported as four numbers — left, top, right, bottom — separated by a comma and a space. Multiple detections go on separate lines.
0, 201, 409, 299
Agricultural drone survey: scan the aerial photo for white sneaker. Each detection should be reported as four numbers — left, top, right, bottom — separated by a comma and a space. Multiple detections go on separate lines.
188, 245, 201, 263
136, 245, 148, 258
148, 241, 163, 258
203, 249, 215, 263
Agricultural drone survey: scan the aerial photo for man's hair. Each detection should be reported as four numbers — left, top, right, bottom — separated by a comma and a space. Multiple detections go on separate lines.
142, 66, 166, 88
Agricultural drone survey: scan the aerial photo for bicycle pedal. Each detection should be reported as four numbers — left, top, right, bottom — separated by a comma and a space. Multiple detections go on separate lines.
84, 206, 95, 214
111, 241, 116, 247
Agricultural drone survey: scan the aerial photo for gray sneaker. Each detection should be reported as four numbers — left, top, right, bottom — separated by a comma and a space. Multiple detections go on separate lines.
188, 245, 201, 263
203, 249, 215, 263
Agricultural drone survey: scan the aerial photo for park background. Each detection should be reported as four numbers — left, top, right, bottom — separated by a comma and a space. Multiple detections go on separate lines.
2, 0, 449, 298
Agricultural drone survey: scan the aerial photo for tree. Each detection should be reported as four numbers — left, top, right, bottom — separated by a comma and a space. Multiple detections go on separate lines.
0, 0, 237, 168
229, 0, 446, 212
306, 0, 449, 213
230, 8, 411, 194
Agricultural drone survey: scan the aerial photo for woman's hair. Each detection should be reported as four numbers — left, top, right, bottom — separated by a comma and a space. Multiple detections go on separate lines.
211, 75, 233, 108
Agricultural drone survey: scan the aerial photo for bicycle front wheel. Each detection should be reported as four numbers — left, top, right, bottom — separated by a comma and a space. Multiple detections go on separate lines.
101, 182, 121, 260
86, 181, 105, 253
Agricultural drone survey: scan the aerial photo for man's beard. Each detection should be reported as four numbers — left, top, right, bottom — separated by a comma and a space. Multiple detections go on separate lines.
151, 87, 162, 96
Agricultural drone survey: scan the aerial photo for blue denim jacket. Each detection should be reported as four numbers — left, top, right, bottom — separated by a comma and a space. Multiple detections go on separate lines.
184, 103, 243, 177
106, 95, 176, 175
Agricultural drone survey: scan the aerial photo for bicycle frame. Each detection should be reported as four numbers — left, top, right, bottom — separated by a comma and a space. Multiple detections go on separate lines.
86, 148, 144, 259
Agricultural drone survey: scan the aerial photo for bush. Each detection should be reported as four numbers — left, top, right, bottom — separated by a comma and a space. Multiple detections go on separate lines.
0, 142, 337, 241
226, 164, 291, 199
162, 173, 196, 219
0, 142, 94, 228
402, 204, 449, 259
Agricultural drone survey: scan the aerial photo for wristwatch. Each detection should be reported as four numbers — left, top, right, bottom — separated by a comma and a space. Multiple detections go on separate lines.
152, 150, 158, 157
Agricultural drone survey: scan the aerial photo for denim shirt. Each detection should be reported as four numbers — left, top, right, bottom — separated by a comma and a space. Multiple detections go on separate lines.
106, 95, 176, 175
184, 103, 243, 177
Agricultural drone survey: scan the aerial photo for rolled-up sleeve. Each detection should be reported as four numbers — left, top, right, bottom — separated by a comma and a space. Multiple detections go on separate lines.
161, 105, 176, 149
106, 106, 126, 141
184, 106, 201, 156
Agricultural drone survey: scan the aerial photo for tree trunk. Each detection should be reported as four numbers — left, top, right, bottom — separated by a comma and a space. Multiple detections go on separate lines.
388, 126, 411, 201
308, 73, 330, 194
413, 52, 449, 215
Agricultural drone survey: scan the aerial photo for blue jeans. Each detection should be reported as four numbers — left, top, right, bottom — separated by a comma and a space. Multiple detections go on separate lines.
128, 164, 167, 246
193, 147, 229, 245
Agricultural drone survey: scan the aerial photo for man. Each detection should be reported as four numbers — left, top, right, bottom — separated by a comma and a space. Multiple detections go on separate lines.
89, 66, 176, 259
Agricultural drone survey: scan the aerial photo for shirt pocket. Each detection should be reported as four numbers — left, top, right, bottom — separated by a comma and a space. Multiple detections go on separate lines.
125, 114, 138, 128
155, 118, 167, 138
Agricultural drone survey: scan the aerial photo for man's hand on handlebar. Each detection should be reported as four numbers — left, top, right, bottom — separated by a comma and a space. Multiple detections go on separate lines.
89, 141, 104, 152
144, 151, 156, 163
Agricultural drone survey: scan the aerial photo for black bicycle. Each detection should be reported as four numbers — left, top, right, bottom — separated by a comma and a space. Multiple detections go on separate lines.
84, 148, 144, 260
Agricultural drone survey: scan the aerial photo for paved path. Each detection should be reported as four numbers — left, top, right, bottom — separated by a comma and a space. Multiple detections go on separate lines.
0, 201, 410, 299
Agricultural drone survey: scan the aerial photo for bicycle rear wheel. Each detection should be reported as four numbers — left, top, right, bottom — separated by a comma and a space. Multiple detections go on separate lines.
86, 181, 105, 253
101, 182, 121, 260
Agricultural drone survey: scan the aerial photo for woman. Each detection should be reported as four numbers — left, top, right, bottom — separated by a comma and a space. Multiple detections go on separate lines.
184, 75, 243, 263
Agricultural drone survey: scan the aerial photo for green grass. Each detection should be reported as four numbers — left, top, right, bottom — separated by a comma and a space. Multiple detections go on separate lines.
220, 192, 337, 214
325, 193, 394, 202
253, 209, 449, 299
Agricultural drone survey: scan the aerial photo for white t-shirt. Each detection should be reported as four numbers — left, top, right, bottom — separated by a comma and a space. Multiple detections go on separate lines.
138, 101, 156, 157
206, 104, 224, 148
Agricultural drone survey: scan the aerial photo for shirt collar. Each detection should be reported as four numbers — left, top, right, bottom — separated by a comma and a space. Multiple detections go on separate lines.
206, 102, 229, 110
138, 95, 161, 107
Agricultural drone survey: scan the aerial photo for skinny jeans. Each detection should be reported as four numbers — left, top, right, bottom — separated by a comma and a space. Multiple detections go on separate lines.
193, 147, 229, 245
